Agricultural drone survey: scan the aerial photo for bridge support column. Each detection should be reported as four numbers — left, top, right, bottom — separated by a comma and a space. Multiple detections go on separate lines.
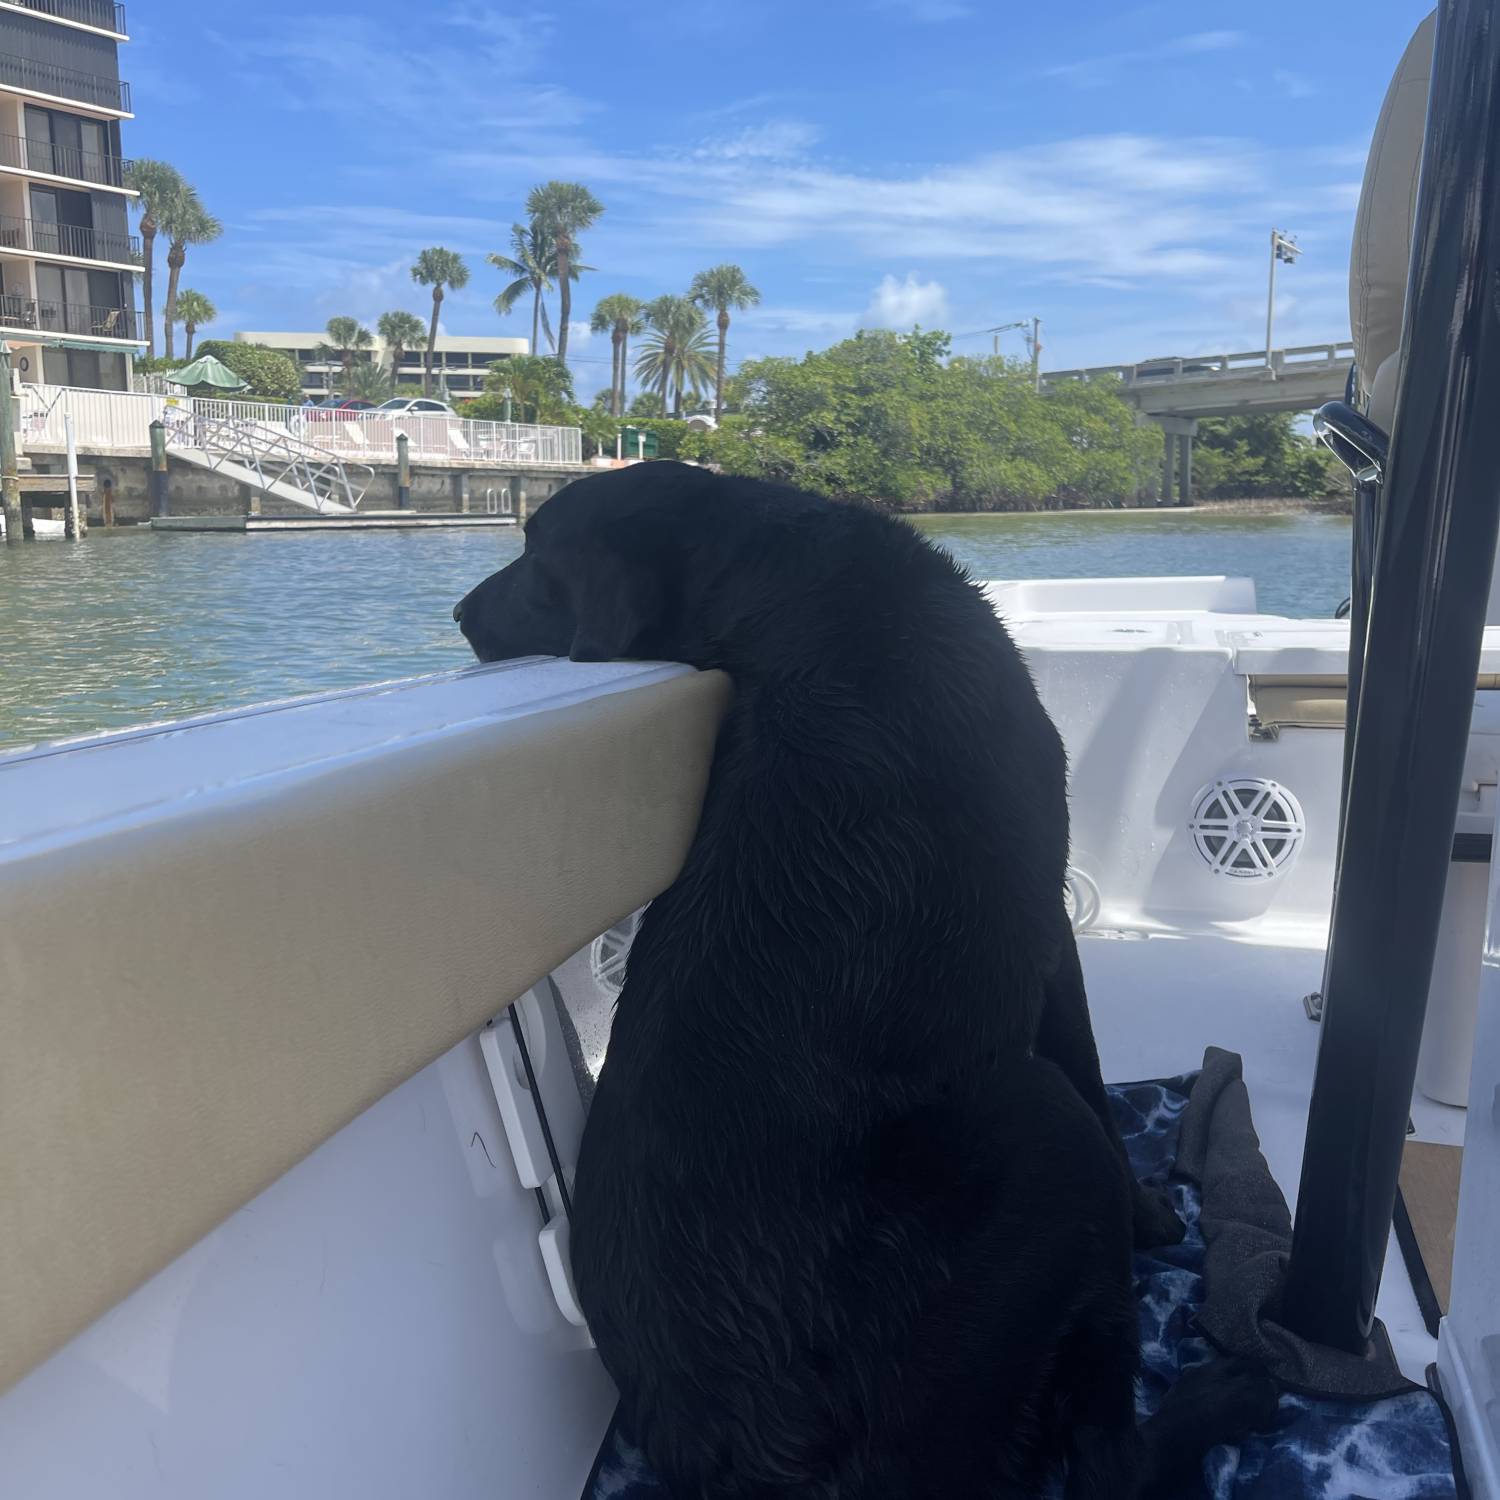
1149, 415, 1198, 507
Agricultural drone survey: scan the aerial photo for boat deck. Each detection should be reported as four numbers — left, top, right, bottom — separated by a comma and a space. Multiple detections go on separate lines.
1082, 927, 1463, 1382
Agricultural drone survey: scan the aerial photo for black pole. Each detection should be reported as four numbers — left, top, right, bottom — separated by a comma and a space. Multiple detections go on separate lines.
1312, 399, 1389, 875
1283, 0, 1500, 1352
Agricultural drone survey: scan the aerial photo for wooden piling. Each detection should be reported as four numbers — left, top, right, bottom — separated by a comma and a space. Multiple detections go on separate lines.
148, 420, 170, 518
0, 343, 23, 544
63, 412, 82, 540
396, 433, 411, 509
100, 474, 115, 528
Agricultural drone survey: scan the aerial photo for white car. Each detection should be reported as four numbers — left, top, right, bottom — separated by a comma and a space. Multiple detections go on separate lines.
359, 397, 458, 420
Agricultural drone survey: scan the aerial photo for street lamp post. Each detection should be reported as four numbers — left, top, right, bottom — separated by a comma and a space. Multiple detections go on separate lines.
1266, 228, 1301, 374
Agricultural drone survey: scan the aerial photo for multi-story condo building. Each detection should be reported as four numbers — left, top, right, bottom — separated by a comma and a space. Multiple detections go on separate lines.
0, 0, 139, 390
236, 331, 529, 402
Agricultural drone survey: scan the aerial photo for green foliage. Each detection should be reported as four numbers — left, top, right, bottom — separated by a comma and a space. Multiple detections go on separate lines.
627, 389, 666, 418
689, 264, 761, 416
345, 360, 394, 403
635, 296, 714, 417
467, 354, 575, 424
680, 330, 1162, 511
194, 341, 303, 404
566, 403, 622, 459
1192, 413, 1345, 499
614, 418, 698, 460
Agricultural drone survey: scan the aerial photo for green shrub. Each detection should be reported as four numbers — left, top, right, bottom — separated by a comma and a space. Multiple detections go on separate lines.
193, 341, 303, 404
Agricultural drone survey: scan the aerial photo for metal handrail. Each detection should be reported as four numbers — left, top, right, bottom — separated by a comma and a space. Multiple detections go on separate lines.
164, 410, 374, 513
0, 294, 138, 339
1042, 341, 1358, 386
0, 52, 131, 112
0, 213, 139, 264
0, 132, 132, 188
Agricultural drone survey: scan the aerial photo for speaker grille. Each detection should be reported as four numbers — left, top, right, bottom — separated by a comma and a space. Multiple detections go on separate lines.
589, 910, 641, 998
1189, 778, 1305, 879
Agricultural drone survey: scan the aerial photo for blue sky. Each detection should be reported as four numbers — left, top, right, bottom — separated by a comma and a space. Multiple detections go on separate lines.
128, 0, 1433, 401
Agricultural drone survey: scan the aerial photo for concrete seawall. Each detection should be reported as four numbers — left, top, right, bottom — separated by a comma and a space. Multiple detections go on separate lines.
20, 453, 590, 525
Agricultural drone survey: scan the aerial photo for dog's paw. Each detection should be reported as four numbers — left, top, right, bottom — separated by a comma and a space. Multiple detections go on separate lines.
1132, 1182, 1187, 1248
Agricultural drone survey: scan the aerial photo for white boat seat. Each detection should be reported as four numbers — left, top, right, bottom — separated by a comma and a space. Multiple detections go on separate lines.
1349, 10, 1436, 432
0, 663, 730, 1394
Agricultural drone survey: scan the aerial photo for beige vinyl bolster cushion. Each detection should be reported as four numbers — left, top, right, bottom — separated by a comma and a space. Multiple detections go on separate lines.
1349, 10, 1435, 427
0, 669, 730, 1394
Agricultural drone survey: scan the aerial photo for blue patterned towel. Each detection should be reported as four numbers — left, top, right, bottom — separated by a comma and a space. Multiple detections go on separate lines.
586, 1077, 1459, 1499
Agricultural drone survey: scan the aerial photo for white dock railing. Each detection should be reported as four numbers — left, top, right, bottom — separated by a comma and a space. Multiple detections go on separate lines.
18, 384, 584, 469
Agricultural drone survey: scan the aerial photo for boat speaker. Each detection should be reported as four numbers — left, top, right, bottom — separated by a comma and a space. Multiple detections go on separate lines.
1189, 777, 1305, 879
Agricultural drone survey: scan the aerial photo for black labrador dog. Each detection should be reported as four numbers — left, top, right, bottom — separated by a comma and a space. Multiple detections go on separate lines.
456, 464, 1273, 1498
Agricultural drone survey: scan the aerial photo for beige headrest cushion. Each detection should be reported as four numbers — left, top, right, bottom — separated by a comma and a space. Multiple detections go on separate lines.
1349, 10, 1435, 421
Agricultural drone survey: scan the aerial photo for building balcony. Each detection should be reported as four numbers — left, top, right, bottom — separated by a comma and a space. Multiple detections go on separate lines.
0, 290, 138, 340
0, 53, 131, 114
0, 212, 138, 264
0, 0, 126, 35
0, 131, 131, 189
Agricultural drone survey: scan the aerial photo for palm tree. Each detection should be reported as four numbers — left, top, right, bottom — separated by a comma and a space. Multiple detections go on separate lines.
376, 310, 425, 384
174, 289, 216, 360
124, 159, 185, 360
634, 296, 715, 418
320, 316, 375, 393
160, 186, 222, 362
492, 353, 573, 424
690, 264, 760, 420
524, 181, 603, 367
489, 222, 557, 356
411, 248, 470, 395
345, 358, 394, 404
590, 294, 646, 416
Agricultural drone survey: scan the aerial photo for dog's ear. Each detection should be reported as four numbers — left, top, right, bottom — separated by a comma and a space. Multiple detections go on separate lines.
568, 555, 663, 662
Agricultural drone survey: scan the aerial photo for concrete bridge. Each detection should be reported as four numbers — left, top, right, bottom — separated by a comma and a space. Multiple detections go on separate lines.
1042, 341, 1354, 503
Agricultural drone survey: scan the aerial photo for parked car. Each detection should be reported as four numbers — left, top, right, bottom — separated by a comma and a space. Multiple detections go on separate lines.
359, 397, 458, 420
304, 398, 375, 420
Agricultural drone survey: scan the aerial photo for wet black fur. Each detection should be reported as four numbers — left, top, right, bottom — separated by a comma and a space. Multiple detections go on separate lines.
456, 463, 1271, 1498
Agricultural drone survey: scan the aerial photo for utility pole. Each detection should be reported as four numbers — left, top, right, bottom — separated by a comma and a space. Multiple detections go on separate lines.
1266, 229, 1301, 374
1030, 316, 1043, 392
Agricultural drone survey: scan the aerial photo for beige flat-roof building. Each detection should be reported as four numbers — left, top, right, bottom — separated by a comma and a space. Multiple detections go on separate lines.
235, 330, 529, 400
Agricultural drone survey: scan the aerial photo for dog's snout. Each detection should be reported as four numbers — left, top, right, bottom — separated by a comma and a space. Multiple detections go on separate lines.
452, 600, 465, 624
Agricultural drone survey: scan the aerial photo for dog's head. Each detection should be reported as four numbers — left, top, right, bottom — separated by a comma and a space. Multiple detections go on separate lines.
456, 461, 806, 666
453, 462, 701, 665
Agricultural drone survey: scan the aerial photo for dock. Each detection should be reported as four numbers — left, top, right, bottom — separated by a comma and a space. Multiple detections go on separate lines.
150, 512, 520, 534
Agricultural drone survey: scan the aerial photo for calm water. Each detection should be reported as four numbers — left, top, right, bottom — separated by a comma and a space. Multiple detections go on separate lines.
0, 510, 1351, 753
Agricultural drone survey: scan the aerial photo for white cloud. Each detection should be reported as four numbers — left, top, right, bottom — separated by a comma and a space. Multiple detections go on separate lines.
1045, 30, 1245, 87
696, 120, 819, 161
449, 132, 1264, 286
566, 320, 593, 349
742, 305, 861, 337
879, 0, 973, 19
1274, 69, 1317, 100
862, 273, 949, 329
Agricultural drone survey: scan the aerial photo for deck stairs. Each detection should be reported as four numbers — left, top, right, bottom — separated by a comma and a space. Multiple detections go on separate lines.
162, 411, 373, 514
